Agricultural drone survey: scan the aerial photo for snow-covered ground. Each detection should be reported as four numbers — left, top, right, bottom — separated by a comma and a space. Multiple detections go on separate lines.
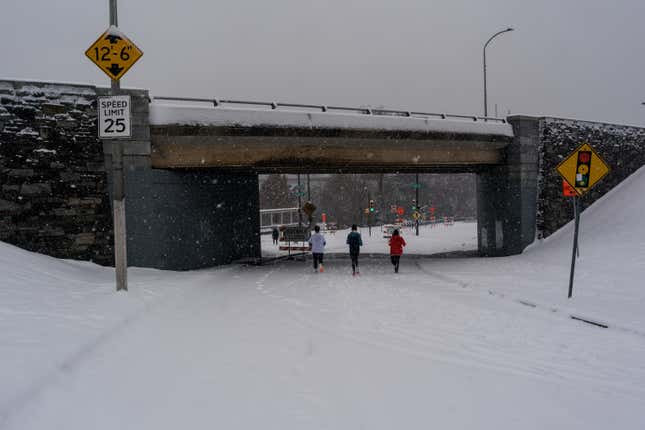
2, 168, 645, 429
261, 221, 478, 258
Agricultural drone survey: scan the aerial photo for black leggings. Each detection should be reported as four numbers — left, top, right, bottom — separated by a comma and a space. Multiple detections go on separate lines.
313, 253, 324, 269
390, 255, 401, 272
350, 253, 359, 272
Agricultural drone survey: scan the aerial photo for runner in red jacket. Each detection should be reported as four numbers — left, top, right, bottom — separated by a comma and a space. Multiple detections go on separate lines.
388, 229, 406, 273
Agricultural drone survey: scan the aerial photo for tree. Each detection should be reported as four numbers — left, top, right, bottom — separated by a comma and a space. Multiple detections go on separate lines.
259, 174, 295, 209
319, 174, 369, 227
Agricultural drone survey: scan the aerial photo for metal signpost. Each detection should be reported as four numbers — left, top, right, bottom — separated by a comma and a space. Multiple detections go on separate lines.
556, 142, 610, 298
85, 0, 143, 292
562, 180, 579, 257
297, 174, 302, 227
367, 193, 372, 237
414, 173, 420, 236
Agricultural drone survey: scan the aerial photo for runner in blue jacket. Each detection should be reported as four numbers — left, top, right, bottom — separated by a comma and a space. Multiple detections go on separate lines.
346, 224, 363, 276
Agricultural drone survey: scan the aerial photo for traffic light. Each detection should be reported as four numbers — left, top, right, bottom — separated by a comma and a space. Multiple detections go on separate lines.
575, 150, 591, 188
412, 199, 417, 211
369, 200, 375, 212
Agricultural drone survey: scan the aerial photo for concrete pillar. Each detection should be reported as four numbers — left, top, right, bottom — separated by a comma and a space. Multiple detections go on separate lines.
101, 88, 261, 270
477, 116, 539, 256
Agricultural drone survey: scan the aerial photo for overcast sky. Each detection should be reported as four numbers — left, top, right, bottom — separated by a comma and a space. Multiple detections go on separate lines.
2, 0, 644, 125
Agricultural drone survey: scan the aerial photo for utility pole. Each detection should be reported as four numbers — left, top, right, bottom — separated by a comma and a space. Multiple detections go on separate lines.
109, 0, 127, 291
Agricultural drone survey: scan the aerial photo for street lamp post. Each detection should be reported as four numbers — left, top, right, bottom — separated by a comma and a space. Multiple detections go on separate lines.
483, 27, 514, 118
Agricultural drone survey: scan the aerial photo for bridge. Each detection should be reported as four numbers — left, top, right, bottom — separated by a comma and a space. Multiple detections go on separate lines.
4, 79, 644, 271
111, 94, 537, 269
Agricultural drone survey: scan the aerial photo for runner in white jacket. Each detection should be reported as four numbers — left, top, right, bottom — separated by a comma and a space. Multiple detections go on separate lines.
308, 225, 326, 272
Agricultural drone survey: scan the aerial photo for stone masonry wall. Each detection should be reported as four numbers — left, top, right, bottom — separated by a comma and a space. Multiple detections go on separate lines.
0, 80, 114, 265
536, 117, 645, 238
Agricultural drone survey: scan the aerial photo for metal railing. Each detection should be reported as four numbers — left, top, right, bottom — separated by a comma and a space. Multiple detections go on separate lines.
260, 207, 300, 232
153, 96, 507, 124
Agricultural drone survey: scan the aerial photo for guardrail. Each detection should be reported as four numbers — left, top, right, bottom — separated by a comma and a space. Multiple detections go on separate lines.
260, 207, 300, 232
153, 96, 507, 124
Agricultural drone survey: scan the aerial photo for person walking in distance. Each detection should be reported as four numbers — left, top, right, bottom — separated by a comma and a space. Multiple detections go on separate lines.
346, 224, 363, 276
272, 227, 280, 246
388, 229, 406, 273
309, 225, 326, 273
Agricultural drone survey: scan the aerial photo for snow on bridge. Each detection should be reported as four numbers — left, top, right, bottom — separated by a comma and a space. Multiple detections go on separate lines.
149, 96, 514, 138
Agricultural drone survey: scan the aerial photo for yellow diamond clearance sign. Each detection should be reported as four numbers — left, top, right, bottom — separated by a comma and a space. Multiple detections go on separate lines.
85, 26, 143, 81
556, 143, 610, 196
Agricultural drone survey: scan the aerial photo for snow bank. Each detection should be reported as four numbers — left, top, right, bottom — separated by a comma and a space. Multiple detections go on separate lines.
422, 165, 645, 331
0, 243, 198, 426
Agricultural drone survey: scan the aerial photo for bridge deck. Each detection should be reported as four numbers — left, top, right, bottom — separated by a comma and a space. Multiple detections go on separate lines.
148, 100, 514, 172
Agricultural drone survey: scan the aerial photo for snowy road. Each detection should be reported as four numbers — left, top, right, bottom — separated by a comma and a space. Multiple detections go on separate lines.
4, 257, 645, 430
4, 168, 645, 429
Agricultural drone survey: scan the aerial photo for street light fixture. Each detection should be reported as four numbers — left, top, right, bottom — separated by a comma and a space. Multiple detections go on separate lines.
483, 27, 514, 118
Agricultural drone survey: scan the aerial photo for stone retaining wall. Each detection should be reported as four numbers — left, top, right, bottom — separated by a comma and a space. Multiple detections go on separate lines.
536, 117, 645, 238
0, 80, 114, 265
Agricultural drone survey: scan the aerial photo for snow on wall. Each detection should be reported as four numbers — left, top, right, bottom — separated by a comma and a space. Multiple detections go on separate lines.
149, 102, 514, 138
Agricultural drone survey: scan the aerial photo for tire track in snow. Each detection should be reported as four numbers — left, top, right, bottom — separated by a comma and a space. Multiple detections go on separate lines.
248, 260, 645, 401
411, 261, 645, 397
0, 269, 231, 429
414, 261, 645, 338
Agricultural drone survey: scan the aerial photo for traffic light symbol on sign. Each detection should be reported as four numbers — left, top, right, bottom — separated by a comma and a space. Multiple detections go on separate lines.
575, 151, 591, 188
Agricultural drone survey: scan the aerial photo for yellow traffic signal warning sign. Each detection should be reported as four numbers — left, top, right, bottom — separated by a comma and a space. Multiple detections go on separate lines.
85, 26, 143, 81
556, 142, 610, 196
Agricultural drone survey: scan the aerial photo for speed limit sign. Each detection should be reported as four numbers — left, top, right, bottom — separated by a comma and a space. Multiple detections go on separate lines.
98, 95, 131, 139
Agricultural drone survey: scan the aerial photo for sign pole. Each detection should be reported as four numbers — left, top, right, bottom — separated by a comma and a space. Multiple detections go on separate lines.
556, 142, 610, 299
568, 196, 581, 298
415, 173, 419, 236
368, 192, 372, 237
572, 196, 580, 258
297, 174, 302, 227
109, 0, 127, 292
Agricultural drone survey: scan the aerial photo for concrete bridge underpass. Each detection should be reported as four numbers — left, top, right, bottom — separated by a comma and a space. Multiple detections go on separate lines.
106, 93, 538, 270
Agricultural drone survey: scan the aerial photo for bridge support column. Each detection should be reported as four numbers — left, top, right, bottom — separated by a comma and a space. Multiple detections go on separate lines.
122, 169, 261, 270
477, 116, 539, 256
103, 90, 260, 270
